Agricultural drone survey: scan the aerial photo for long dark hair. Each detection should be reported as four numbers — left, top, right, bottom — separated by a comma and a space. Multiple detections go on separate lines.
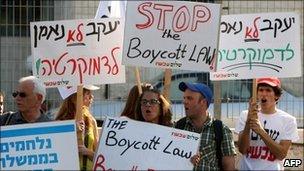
120, 83, 153, 119
135, 89, 173, 127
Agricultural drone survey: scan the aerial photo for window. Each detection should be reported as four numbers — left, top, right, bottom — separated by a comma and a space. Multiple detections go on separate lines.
0, 0, 54, 37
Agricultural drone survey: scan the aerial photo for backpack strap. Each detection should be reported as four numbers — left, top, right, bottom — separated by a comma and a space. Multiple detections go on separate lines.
175, 117, 187, 129
213, 119, 223, 171
3, 111, 14, 126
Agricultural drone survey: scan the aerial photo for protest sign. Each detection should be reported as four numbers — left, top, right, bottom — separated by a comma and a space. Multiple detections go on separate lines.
211, 12, 302, 80
30, 18, 125, 88
93, 117, 200, 170
122, 1, 221, 71
0, 120, 79, 170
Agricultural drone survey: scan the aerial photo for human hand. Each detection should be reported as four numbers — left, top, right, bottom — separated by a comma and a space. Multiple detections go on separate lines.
78, 145, 89, 156
190, 152, 201, 166
247, 98, 259, 121
76, 120, 85, 132
248, 118, 263, 135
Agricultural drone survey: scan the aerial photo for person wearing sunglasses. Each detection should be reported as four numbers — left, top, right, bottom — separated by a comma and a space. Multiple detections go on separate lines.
0, 76, 51, 126
134, 88, 173, 127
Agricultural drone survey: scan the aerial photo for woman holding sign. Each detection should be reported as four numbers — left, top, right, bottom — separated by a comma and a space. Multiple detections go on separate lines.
134, 88, 173, 127
56, 85, 100, 171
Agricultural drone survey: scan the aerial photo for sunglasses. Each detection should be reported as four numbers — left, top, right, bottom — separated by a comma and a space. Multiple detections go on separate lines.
141, 99, 160, 106
12, 91, 27, 98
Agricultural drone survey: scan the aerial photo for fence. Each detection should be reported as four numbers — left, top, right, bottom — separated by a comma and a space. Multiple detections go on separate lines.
0, 0, 303, 127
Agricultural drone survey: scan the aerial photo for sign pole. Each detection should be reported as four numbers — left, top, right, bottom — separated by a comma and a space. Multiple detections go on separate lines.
251, 79, 258, 119
135, 67, 142, 95
163, 69, 172, 103
76, 85, 84, 145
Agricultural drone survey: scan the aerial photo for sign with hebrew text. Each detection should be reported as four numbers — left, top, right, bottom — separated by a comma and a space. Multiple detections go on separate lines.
122, 1, 221, 71
30, 18, 125, 88
93, 117, 200, 170
211, 12, 301, 80
0, 120, 79, 170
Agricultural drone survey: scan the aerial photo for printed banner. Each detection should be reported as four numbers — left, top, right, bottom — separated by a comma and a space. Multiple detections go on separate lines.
0, 120, 79, 170
122, 1, 221, 71
211, 12, 302, 80
30, 18, 125, 88
93, 117, 200, 170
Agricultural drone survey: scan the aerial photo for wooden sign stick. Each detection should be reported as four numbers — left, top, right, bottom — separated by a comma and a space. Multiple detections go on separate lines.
251, 79, 258, 119
135, 67, 142, 95
163, 69, 172, 103
75, 85, 84, 146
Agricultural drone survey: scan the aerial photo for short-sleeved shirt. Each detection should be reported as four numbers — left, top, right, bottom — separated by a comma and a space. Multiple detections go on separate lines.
0, 111, 51, 126
235, 109, 299, 170
179, 115, 236, 171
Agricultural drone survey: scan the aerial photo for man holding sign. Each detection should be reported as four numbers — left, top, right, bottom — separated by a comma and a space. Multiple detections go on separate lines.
176, 82, 236, 170
235, 77, 299, 170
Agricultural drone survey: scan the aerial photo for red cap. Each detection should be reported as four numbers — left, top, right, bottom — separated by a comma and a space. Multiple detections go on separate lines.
257, 77, 281, 88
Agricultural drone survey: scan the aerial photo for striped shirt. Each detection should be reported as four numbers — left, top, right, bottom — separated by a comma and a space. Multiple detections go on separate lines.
182, 115, 236, 171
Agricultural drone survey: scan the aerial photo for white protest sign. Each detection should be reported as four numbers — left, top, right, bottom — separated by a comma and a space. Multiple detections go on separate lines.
93, 117, 200, 170
0, 120, 79, 170
211, 12, 302, 80
122, 1, 221, 71
30, 18, 125, 88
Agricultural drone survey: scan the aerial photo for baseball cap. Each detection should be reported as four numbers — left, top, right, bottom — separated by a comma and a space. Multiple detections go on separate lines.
257, 77, 281, 88
179, 82, 213, 107
58, 85, 100, 100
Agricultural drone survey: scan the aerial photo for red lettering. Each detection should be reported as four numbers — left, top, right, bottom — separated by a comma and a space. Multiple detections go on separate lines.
93, 154, 113, 171
173, 6, 190, 32
191, 5, 211, 31
76, 23, 84, 41
67, 23, 84, 43
153, 4, 173, 31
245, 17, 260, 40
136, 2, 154, 29
77, 58, 87, 84
136, 2, 211, 32
67, 30, 75, 43
54, 52, 68, 75
111, 47, 120, 75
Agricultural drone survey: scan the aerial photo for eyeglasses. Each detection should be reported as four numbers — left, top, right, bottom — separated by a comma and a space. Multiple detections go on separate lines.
12, 91, 27, 98
141, 99, 160, 106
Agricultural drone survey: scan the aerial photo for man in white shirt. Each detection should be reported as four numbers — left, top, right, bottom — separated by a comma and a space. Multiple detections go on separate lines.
235, 77, 299, 170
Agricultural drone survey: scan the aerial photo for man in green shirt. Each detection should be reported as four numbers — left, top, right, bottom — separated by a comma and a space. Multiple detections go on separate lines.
176, 82, 236, 171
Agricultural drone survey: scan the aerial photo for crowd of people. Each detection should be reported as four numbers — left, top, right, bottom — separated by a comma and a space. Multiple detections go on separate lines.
0, 76, 299, 170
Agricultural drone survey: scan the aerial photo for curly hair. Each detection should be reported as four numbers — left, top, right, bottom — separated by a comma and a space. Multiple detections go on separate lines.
134, 89, 173, 127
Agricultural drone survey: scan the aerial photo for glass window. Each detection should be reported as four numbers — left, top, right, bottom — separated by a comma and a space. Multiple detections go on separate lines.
21, 7, 26, 24
21, 25, 26, 36
0, 25, 6, 35
7, 7, 13, 24
14, 0, 20, 6
1, 0, 7, 6
35, 0, 41, 6
1, 0, 54, 37
14, 25, 20, 36
28, 0, 34, 6
7, 25, 13, 36
14, 6, 20, 24
0, 7, 7, 24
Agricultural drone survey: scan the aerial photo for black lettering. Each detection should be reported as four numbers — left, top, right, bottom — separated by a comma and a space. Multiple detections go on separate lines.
105, 130, 117, 146
163, 141, 173, 154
